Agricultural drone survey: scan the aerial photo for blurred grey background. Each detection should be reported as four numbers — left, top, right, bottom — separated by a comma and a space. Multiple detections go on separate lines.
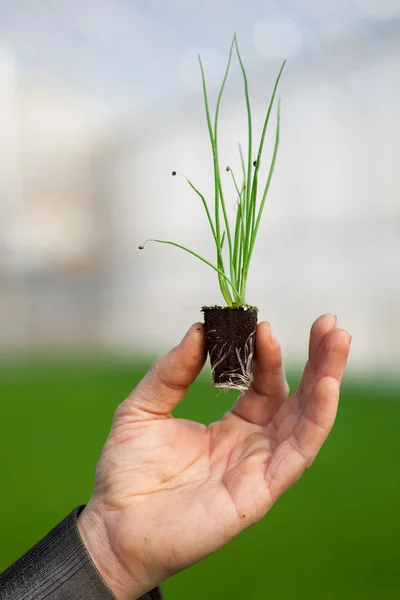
0, 0, 400, 373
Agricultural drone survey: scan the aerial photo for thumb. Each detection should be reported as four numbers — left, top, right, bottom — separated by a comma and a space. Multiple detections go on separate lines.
122, 323, 206, 418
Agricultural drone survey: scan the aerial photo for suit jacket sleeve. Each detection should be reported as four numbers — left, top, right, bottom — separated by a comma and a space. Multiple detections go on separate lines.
0, 507, 163, 600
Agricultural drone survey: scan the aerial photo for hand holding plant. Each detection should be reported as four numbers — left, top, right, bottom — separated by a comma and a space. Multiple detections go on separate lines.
140, 35, 286, 390
78, 315, 351, 600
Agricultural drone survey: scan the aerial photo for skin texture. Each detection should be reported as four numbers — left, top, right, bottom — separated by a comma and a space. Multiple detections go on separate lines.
78, 315, 351, 600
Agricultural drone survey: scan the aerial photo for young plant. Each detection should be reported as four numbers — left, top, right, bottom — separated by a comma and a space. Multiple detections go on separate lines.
140, 35, 285, 391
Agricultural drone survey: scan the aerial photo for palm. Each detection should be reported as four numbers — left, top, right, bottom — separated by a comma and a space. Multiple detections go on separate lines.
88, 316, 350, 590
100, 411, 270, 516
95, 412, 272, 577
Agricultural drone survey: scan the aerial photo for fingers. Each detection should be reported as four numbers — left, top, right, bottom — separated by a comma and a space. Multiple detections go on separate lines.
265, 376, 341, 502
309, 314, 337, 362
304, 327, 351, 396
297, 314, 338, 398
231, 322, 289, 427
273, 324, 351, 440
296, 314, 338, 401
265, 322, 351, 503
293, 376, 340, 456
120, 323, 206, 418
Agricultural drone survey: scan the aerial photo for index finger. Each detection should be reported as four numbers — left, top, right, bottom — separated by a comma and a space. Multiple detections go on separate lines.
230, 322, 289, 427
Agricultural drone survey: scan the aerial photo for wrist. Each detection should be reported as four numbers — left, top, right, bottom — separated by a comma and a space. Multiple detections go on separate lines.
78, 504, 142, 600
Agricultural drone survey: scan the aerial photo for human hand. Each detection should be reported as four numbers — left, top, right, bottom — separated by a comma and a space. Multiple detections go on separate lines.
78, 314, 351, 599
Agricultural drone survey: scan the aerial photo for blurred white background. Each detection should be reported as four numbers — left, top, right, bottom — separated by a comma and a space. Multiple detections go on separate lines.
0, 0, 399, 373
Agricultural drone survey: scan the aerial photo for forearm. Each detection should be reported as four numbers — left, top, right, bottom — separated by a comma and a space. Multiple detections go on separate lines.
0, 507, 162, 600
77, 505, 160, 600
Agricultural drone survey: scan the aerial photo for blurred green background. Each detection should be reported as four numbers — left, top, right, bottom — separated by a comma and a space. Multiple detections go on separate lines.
1, 355, 399, 599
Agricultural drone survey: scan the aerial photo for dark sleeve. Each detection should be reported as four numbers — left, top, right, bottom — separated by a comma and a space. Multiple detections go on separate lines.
0, 507, 163, 600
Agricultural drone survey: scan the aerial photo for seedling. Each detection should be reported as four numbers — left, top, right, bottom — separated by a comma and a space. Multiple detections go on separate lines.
140, 35, 285, 391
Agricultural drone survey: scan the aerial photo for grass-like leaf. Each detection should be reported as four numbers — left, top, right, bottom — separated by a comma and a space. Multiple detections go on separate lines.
139, 239, 239, 297
141, 35, 285, 307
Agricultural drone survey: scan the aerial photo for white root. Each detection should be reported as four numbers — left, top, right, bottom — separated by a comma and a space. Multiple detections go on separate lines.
210, 342, 231, 373
209, 331, 255, 392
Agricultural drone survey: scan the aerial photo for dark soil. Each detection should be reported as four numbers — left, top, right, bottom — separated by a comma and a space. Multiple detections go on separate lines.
202, 306, 258, 390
